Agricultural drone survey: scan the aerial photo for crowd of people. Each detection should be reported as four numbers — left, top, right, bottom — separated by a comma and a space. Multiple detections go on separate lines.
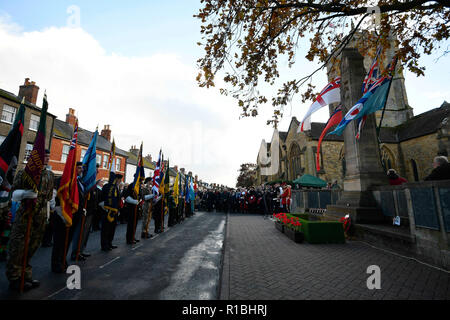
196, 182, 293, 216
1, 152, 450, 293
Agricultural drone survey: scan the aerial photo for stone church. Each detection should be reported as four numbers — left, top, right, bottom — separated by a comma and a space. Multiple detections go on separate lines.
256, 36, 450, 186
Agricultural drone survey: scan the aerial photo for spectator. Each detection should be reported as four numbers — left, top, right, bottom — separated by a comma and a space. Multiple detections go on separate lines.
424, 156, 450, 181
387, 169, 408, 185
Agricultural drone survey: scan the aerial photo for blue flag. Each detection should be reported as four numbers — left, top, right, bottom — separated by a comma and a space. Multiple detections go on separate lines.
82, 130, 98, 191
185, 176, 190, 203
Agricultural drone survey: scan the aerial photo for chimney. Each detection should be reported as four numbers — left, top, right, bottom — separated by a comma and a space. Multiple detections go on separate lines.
129, 145, 139, 156
144, 154, 152, 163
100, 125, 111, 142
18, 78, 40, 105
65, 108, 77, 126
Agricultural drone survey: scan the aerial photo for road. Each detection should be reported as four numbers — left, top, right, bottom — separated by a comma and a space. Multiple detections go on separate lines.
0, 211, 226, 300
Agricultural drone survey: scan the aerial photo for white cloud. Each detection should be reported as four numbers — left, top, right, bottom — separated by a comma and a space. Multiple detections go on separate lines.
0, 20, 280, 187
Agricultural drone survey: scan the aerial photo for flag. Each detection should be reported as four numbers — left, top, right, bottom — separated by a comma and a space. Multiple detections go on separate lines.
356, 46, 382, 139
299, 77, 341, 132
107, 138, 116, 172
163, 159, 170, 195
0, 98, 25, 182
158, 155, 166, 194
57, 121, 79, 226
173, 171, 179, 206
328, 57, 397, 137
185, 175, 190, 203
131, 142, 144, 198
316, 106, 342, 171
81, 129, 98, 191
23, 93, 48, 191
152, 150, 162, 194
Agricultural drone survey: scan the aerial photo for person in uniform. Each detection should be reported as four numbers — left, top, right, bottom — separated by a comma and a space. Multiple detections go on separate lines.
152, 192, 163, 234
51, 162, 83, 272
100, 173, 122, 251
70, 162, 88, 261
140, 177, 154, 239
78, 165, 101, 258
0, 164, 17, 261
167, 190, 177, 227
124, 183, 143, 245
6, 150, 54, 291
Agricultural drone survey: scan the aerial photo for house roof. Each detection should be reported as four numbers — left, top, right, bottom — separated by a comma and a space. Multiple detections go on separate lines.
126, 151, 155, 169
0, 88, 57, 118
53, 119, 128, 157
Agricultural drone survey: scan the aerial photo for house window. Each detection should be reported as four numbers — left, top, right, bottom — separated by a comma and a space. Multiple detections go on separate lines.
116, 157, 121, 171
0, 135, 6, 145
29, 114, 40, 131
96, 154, 101, 166
61, 145, 70, 163
80, 149, 87, 162
23, 143, 33, 163
103, 154, 108, 168
1, 105, 16, 124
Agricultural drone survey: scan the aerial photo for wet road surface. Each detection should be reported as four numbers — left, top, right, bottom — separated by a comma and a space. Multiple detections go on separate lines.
0, 211, 226, 300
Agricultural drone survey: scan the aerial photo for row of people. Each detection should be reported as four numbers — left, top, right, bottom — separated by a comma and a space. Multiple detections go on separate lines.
197, 183, 292, 215
1, 157, 198, 292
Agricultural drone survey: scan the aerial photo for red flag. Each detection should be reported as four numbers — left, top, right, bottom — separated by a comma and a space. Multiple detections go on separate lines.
316, 107, 342, 172
57, 121, 79, 226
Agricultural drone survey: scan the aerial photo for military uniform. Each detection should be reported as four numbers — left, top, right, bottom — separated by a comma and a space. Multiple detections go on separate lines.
6, 167, 54, 285
100, 175, 121, 251
167, 192, 177, 227
140, 184, 154, 238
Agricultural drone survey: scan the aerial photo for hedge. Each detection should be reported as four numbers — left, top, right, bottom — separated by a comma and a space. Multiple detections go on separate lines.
287, 214, 345, 244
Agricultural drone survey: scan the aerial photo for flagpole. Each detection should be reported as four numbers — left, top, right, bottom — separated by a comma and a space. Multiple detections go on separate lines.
132, 204, 138, 241
75, 198, 88, 262
62, 226, 70, 271
19, 204, 34, 293
375, 57, 398, 172
145, 202, 153, 235
376, 57, 398, 141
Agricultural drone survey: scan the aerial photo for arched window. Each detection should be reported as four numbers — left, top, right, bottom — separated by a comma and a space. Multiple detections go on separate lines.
381, 146, 396, 171
289, 143, 302, 180
410, 159, 419, 181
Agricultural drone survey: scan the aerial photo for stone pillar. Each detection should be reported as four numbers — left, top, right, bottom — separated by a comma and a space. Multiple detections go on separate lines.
326, 48, 386, 223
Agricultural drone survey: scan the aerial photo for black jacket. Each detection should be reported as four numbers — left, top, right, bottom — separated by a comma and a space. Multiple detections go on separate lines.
424, 162, 450, 181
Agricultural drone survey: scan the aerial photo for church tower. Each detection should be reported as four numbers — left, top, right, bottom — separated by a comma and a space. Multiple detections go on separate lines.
326, 29, 413, 127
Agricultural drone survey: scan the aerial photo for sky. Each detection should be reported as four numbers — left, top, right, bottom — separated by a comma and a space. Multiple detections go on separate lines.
0, 1, 449, 187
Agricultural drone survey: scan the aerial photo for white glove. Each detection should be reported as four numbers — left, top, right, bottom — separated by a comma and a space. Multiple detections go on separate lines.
23, 190, 38, 199
12, 189, 37, 202
83, 208, 87, 216
99, 201, 105, 209
125, 196, 139, 205
144, 194, 155, 201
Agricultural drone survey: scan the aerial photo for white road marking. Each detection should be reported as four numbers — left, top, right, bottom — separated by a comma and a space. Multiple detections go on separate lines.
131, 244, 143, 251
47, 286, 67, 299
99, 256, 121, 269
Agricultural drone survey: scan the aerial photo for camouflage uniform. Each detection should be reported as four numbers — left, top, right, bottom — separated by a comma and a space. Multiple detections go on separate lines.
140, 185, 153, 236
6, 168, 54, 282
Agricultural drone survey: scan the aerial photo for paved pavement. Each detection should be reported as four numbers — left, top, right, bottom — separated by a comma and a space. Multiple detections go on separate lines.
220, 213, 450, 300
0, 211, 226, 300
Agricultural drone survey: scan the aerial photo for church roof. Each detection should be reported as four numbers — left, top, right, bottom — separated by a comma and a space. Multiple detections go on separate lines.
279, 131, 288, 142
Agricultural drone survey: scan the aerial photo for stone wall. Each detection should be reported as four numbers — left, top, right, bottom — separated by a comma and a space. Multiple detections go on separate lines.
400, 133, 439, 181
